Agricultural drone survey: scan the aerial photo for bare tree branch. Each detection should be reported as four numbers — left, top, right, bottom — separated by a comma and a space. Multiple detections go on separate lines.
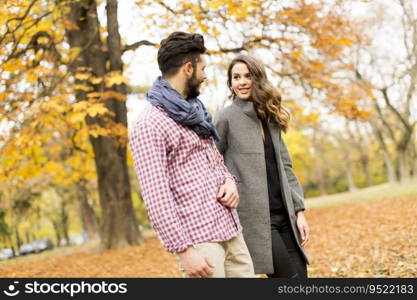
123, 40, 157, 52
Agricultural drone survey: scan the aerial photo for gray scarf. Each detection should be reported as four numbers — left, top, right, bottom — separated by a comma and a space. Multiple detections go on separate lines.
146, 76, 219, 140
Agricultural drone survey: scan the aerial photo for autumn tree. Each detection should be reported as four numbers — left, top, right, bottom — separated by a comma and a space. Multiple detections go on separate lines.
353, 0, 417, 182
133, 0, 371, 119
0, 0, 145, 249
0, 209, 11, 249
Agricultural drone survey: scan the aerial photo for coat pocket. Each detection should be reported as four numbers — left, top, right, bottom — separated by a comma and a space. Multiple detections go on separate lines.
238, 148, 263, 154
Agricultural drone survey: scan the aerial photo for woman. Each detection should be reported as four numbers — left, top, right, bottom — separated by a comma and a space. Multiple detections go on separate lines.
214, 55, 310, 278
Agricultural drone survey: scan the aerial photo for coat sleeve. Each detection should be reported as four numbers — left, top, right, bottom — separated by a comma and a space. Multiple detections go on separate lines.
214, 109, 228, 155
129, 120, 193, 253
214, 110, 238, 184
279, 134, 305, 212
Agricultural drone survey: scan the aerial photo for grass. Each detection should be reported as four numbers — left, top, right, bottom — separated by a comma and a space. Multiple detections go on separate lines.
306, 178, 417, 209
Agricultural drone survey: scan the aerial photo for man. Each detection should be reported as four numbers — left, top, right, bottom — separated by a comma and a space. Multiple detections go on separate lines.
129, 32, 255, 278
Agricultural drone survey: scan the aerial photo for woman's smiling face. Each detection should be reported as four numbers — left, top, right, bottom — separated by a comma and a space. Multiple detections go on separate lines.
231, 62, 252, 100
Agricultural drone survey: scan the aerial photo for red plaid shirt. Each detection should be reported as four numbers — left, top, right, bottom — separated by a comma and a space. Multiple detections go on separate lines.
129, 104, 242, 253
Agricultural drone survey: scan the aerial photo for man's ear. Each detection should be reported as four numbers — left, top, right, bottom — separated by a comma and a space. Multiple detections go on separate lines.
183, 61, 194, 77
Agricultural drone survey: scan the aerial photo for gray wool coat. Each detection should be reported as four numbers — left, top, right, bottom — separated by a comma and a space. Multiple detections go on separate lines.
214, 98, 309, 274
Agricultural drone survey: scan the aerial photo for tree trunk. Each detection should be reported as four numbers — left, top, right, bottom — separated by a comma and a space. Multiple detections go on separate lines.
359, 154, 372, 187
383, 150, 396, 183
351, 121, 372, 187
317, 163, 326, 196
60, 201, 70, 246
413, 143, 417, 179
52, 220, 62, 246
345, 157, 357, 192
15, 227, 21, 249
312, 158, 327, 195
398, 147, 410, 183
370, 121, 397, 182
332, 130, 358, 192
25, 230, 30, 244
76, 181, 99, 241
312, 128, 327, 195
5, 235, 16, 257
62, 0, 143, 249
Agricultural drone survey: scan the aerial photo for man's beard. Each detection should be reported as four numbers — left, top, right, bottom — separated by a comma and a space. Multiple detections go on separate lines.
185, 70, 202, 99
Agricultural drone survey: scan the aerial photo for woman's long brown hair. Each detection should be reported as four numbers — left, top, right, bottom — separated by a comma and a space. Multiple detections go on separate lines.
227, 55, 290, 132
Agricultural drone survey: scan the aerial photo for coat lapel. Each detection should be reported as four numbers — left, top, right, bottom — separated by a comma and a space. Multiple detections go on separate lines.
233, 97, 258, 121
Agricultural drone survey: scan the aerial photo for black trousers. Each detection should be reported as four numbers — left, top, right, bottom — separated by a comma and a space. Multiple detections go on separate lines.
267, 210, 307, 278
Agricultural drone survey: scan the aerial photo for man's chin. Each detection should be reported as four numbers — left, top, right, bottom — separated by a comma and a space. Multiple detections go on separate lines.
187, 87, 201, 99
187, 92, 200, 99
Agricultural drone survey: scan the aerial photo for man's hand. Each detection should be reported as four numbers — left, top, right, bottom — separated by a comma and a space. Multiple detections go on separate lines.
296, 211, 310, 247
217, 178, 239, 209
178, 247, 214, 278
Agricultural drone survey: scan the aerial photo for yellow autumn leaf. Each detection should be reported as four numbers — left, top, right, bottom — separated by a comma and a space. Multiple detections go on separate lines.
88, 126, 109, 138
73, 84, 93, 91
310, 61, 325, 72
69, 47, 82, 61
101, 91, 126, 101
208, 0, 223, 10
2, 59, 22, 72
200, 23, 208, 33
26, 71, 38, 84
75, 72, 91, 81
72, 101, 89, 111
292, 51, 303, 59
105, 71, 129, 87
310, 80, 324, 88
212, 26, 220, 37
61, 18, 80, 30
69, 111, 87, 123
86, 92, 101, 98
76, 66, 91, 72
87, 103, 108, 117
51, 5, 61, 20
90, 76, 103, 84
338, 38, 353, 46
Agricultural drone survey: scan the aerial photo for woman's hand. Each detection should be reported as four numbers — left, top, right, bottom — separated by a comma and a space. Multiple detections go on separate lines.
217, 178, 239, 209
296, 211, 310, 247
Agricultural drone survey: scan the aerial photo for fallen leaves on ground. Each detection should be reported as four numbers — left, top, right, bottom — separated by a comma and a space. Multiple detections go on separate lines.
0, 195, 416, 277
306, 195, 417, 277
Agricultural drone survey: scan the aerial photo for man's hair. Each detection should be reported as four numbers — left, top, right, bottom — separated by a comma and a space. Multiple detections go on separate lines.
157, 32, 206, 77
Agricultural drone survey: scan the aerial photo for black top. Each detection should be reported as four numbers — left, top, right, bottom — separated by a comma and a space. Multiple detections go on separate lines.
260, 117, 285, 213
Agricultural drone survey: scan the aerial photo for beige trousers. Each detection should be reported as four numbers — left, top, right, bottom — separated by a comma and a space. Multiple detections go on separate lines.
177, 234, 255, 278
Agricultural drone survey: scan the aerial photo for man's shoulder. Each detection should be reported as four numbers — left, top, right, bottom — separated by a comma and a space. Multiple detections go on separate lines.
132, 104, 174, 132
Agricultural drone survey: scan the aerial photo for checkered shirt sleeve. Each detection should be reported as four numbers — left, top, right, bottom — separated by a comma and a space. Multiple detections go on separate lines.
211, 142, 239, 184
129, 120, 193, 253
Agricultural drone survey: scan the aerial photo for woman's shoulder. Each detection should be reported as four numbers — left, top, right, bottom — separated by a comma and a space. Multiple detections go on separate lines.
216, 101, 242, 120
